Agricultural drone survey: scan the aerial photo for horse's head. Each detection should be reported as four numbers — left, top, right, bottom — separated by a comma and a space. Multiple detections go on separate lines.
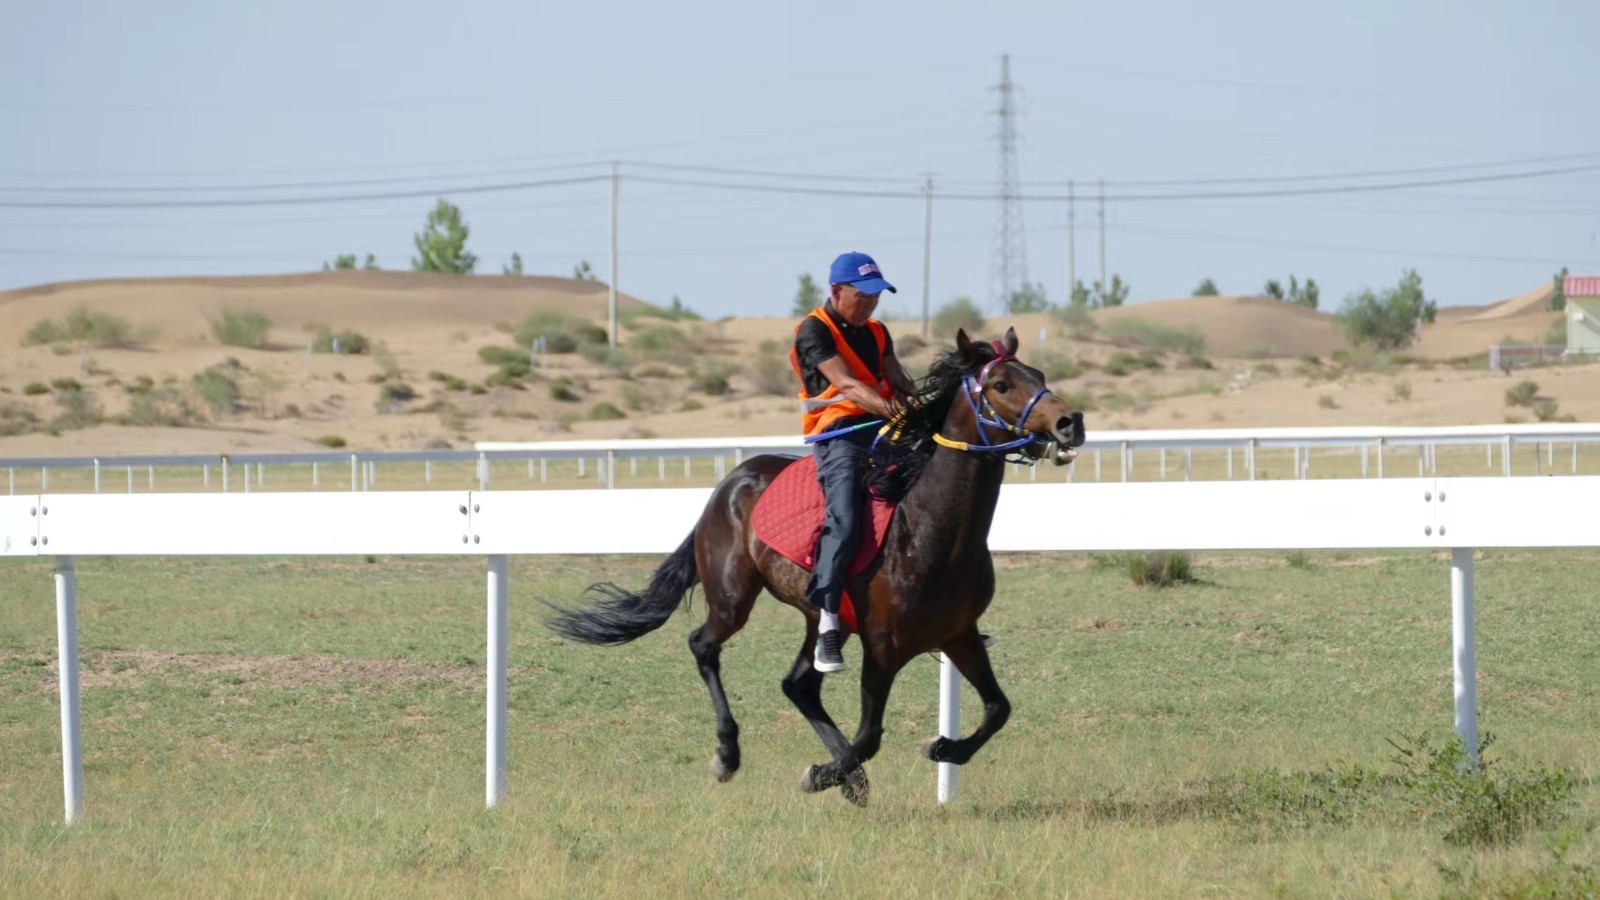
953, 327, 1086, 465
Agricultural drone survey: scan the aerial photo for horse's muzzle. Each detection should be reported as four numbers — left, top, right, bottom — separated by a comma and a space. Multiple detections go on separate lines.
1045, 412, 1086, 466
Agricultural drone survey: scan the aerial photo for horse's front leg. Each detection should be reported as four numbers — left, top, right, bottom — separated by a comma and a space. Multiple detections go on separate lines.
801, 652, 898, 807
920, 628, 1011, 766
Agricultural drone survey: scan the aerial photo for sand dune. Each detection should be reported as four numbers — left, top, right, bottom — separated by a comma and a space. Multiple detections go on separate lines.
0, 272, 1592, 456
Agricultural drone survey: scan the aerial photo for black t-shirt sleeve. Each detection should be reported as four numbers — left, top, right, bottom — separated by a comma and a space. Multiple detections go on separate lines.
795, 317, 838, 373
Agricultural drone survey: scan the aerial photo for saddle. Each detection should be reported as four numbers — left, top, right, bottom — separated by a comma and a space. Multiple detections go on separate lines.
750, 455, 897, 634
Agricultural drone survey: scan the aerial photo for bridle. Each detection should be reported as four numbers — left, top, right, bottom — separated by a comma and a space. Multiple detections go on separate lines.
931, 340, 1054, 463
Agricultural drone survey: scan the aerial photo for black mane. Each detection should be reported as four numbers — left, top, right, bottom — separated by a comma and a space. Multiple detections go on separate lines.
863, 341, 998, 502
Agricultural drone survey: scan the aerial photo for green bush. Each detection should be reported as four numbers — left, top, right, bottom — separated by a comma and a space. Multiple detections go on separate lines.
1505, 380, 1538, 407
549, 378, 580, 402
516, 311, 604, 350
630, 325, 694, 364
577, 341, 634, 372
122, 389, 191, 427
747, 342, 794, 396
428, 371, 469, 391
210, 310, 273, 349
310, 327, 371, 355
50, 389, 102, 431
375, 381, 417, 412
50, 378, 83, 392
23, 307, 135, 348
1054, 302, 1097, 340
477, 345, 526, 366
1335, 270, 1437, 350
1103, 351, 1162, 377
0, 402, 41, 436
1533, 398, 1561, 422
589, 402, 626, 420
1123, 551, 1194, 587
191, 369, 240, 417
932, 297, 985, 339
316, 435, 347, 448
23, 382, 50, 396
691, 359, 738, 396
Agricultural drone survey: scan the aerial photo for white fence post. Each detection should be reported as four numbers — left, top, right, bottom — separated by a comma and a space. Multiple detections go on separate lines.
1451, 547, 1479, 767
55, 556, 83, 824
487, 554, 509, 808
937, 652, 960, 804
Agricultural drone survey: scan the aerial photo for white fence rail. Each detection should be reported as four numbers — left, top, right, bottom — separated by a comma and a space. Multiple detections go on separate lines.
5, 423, 1600, 496
6, 476, 1600, 820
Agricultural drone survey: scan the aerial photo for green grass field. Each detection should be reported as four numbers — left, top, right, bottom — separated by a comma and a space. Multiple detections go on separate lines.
2, 551, 1599, 897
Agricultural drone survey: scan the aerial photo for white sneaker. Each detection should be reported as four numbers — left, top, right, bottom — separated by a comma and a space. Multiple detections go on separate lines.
814, 630, 846, 673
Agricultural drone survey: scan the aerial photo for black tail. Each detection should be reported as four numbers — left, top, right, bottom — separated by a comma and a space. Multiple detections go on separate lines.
545, 531, 700, 645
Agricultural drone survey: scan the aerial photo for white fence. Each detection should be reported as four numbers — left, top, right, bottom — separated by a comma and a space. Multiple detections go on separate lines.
6, 475, 1600, 820
6, 423, 1600, 496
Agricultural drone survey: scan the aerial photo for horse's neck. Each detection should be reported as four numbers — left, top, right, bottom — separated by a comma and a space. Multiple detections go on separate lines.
901, 409, 1008, 553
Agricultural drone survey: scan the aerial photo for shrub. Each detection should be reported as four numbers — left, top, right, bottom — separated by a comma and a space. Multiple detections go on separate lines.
1031, 347, 1085, 381
621, 383, 659, 411
549, 378, 580, 402
1318, 394, 1339, 410
122, 389, 192, 427
50, 378, 83, 392
1533, 398, 1561, 422
1192, 278, 1219, 297
1389, 380, 1412, 403
691, 359, 738, 396
1123, 551, 1194, 587
316, 435, 347, 448
191, 369, 240, 417
1104, 351, 1161, 377
23, 307, 135, 347
47, 387, 101, 431
630, 326, 694, 363
23, 382, 50, 396
1505, 380, 1538, 407
1054, 302, 1097, 340
210, 310, 273, 349
0, 402, 41, 436
589, 402, 626, 420
747, 341, 793, 396
1335, 269, 1436, 350
577, 341, 634, 372
428, 371, 468, 391
1285, 551, 1312, 570
895, 333, 928, 356
1100, 317, 1207, 355
932, 297, 985, 338
516, 312, 605, 350
310, 327, 371, 355
477, 345, 526, 366
375, 381, 417, 413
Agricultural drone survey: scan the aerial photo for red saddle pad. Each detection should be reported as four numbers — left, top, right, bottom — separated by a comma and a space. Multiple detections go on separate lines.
751, 455, 897, 634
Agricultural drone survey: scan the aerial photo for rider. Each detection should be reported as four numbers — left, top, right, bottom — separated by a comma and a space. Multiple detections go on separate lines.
791, 251, 916, 673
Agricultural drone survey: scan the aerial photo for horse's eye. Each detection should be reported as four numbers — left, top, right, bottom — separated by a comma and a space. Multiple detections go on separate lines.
993, 379, 1010, 394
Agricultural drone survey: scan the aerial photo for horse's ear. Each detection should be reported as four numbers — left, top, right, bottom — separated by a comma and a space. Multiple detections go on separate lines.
956, 328, 975, 362
1003, 326, 1019, 356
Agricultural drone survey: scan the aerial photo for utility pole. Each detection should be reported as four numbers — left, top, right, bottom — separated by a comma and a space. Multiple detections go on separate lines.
1097, 177, 1106, 299
1066, 180, 1075, 304
608, 160, 619, 349
921, 175, 933, 338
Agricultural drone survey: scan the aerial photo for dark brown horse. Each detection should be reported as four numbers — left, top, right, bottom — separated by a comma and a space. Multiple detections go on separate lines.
547, 328, 1085, 805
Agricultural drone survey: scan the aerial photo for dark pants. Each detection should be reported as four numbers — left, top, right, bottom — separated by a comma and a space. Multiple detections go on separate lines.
805, 428, 874, 614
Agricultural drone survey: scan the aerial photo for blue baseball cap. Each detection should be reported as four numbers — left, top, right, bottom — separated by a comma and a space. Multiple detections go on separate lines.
829, 251, 897, 294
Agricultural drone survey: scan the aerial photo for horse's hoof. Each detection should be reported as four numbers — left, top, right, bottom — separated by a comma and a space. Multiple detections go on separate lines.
710, 751, 738, 783
920, 736, 949, 762
800, 764, 826, 793
841, 767, 870, 807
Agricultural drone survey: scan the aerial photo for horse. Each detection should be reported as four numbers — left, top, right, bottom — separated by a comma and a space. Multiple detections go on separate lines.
545, 327, 1086, 805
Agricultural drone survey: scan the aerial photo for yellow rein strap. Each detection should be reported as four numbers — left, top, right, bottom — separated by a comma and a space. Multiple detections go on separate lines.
932, 433, 971, 452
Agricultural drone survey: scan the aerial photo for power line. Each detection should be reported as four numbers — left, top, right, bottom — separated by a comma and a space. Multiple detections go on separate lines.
0, 175, 610, 209
0, 161, 606, 194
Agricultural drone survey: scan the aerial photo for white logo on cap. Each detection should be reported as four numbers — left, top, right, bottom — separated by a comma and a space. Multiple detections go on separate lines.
858, 263, 879, 276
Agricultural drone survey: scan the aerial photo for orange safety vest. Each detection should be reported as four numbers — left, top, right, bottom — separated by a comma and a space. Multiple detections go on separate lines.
789, 307, 892, 437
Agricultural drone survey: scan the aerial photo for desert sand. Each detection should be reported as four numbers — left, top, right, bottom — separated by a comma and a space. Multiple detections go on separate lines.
0, 271, 1591, 457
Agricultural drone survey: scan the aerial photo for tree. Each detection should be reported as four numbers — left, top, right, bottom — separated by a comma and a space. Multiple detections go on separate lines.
791, 273, 824, 315
1335, 269, 1437, 350
504, 252, 524, 276
668, 295, 701, 320
1091, 275, 1129, 308
363, 253, 379, 270
1263, 279, 1284, 300
933, 297, 985, 336
1193, 278, 1219, 297
323, 254, 357, 271
411, 199, 476, 274
1006, 281, 1051, 313
573, 260, 598, 281
1551, 266, 1569, 311
1069, 280, 1091, 308
1287, 274, 1319, 310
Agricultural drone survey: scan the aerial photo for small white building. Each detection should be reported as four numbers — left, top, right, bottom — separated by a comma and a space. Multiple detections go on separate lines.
1568, 275, 1600, 355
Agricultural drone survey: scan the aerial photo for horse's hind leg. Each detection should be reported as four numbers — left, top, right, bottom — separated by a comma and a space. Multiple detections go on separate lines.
920, 628, 1011, 767
688, 557, 761, 783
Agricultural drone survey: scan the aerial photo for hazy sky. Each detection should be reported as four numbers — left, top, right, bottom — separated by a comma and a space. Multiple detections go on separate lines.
4, 0, 1599, 321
